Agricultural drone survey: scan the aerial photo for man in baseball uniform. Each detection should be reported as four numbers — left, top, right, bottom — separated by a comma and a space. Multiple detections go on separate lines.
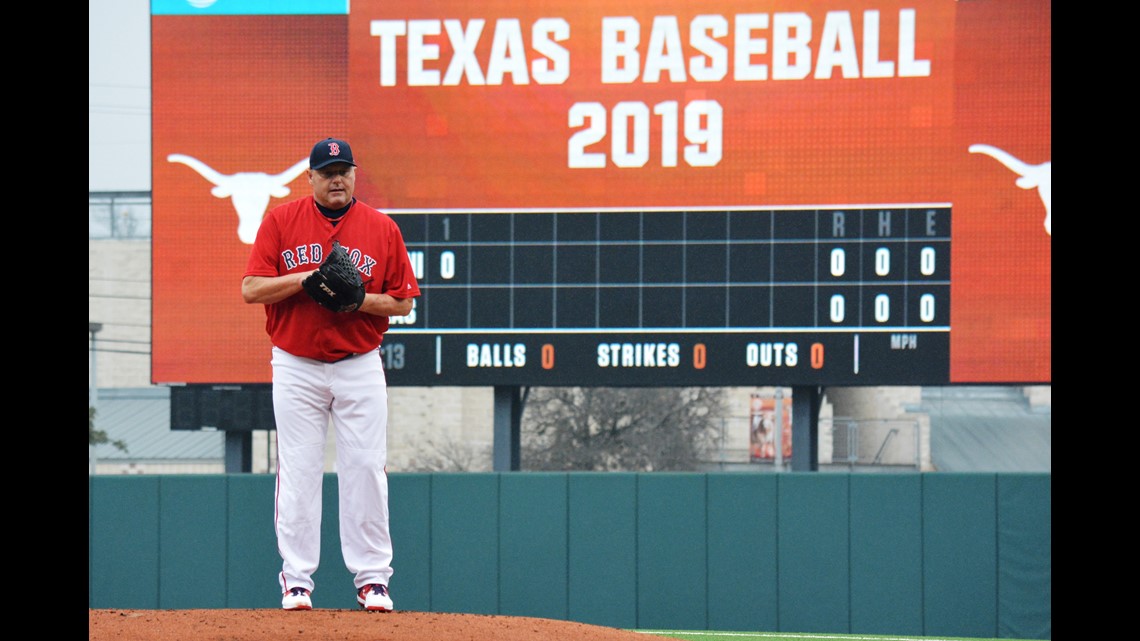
242, 137, 420, 612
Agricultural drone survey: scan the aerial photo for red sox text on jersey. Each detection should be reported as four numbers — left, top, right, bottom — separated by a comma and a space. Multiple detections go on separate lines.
281, 243, 379, 279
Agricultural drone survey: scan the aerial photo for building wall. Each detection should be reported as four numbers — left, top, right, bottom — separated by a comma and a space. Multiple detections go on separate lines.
89, 238, 152, 388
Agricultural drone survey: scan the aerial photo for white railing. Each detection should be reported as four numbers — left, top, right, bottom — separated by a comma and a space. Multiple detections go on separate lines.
90, 191, 152, 239
829, 417, 921, 469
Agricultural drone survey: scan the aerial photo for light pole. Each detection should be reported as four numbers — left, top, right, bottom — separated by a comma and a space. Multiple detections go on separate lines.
89, 322, 103, 475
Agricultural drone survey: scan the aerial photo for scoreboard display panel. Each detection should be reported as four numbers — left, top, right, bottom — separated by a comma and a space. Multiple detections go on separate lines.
150, 0, 1050, 387
383, 205, 950, 386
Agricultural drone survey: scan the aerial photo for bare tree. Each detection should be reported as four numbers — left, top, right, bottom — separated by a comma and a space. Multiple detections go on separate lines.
403, 438, 492, 472
521, 387, 726, 471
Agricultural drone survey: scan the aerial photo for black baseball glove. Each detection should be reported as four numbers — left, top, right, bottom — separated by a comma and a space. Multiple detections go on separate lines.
302, 241, 366, 312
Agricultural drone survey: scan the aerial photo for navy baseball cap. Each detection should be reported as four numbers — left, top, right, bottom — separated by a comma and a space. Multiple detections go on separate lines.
309, 137, 356, 169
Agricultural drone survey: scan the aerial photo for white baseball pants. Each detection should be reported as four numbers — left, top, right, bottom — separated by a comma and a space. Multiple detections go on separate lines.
271, 346, 394, 596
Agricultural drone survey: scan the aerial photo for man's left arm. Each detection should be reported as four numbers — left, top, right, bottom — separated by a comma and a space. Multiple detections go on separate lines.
359, 293, 415, 317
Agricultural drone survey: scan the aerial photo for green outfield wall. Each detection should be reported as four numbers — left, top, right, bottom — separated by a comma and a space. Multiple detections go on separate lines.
89, 472, 1051, 639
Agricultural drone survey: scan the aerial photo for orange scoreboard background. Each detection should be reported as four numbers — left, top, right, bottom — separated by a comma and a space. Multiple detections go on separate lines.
151, 0, 1049, 386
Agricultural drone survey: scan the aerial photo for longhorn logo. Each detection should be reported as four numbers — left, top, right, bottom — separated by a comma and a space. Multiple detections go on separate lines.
167, 154, 309, 244
968, 144, 1051, 236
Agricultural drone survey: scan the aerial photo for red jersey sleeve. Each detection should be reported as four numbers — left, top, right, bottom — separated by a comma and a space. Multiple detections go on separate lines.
382, 216, 421, 299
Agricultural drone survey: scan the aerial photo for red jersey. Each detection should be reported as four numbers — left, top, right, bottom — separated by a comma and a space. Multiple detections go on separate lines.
244, 196, 421, 362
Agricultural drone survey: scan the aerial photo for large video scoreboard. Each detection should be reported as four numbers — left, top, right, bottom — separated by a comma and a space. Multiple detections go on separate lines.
150, 0, 1050, 387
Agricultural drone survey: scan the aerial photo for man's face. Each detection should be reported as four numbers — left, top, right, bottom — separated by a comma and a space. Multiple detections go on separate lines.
309, 163, 356, 209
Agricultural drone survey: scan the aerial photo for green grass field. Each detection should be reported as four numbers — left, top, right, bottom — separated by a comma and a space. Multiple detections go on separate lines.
633, 631, 1045, 641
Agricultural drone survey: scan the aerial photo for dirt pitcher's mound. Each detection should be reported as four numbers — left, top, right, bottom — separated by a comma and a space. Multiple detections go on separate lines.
89, 609, 681, 641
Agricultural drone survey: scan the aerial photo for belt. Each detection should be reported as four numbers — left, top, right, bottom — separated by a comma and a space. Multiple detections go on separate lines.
316, 348, 379, 364
320, 352, 359, 364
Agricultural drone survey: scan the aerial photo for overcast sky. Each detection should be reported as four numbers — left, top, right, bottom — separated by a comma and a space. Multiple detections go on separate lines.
89, 0, 152, 192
